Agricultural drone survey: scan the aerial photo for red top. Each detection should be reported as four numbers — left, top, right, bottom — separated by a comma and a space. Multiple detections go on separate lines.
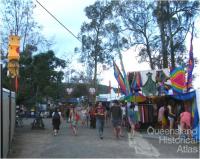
95, 106, 105, 120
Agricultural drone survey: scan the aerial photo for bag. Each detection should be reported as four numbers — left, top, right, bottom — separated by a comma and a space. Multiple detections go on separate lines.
53, 112, 60, 120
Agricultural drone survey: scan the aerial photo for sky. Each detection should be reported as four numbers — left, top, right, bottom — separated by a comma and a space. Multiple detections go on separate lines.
34, 0, 200, 89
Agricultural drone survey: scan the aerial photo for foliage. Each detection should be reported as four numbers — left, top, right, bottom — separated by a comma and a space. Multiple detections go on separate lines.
8, 49, 67, 107
0, 0, 54, 56
153, 0, 200, 68
107, 0, 200, 69
76, 0, 115, 91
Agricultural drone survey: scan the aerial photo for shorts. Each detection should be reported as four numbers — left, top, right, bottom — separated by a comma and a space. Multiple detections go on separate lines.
112, 119, 121, 128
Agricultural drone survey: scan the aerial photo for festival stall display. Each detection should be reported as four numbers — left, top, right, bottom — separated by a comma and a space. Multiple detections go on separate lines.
112, 24, 198, 139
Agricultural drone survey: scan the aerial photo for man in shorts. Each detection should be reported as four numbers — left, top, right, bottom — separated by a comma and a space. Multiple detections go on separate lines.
110, 100, 122, 139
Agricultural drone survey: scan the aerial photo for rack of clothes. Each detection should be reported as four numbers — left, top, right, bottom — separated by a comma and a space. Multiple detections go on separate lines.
133, 104, 156, 124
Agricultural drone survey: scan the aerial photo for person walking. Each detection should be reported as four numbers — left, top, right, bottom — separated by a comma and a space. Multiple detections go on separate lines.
168, 104, 176, 135
86, 106, 90, 127
80, 107, 87, 127
158, 104, 168, 129
65, 107, 70, 123
52, 108, 62, 136
121, 103, 126, 127
95, 102, 106, 139
110, 100, 122, 139
127, 103, 137, 138
180, 104, 192, 138
69, 107, 80, 136
89, 106, 96, 129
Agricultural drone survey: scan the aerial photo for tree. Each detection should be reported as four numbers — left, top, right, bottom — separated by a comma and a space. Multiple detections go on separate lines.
110, 0, 199, 69
0, 0, 53, 54
14, 50, 67, 107
112, 0, 159, 69
77, 1, 114, 93
153, 0, 200, 68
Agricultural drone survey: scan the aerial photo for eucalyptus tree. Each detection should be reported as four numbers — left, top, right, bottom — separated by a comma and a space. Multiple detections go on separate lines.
153, 0, 200, 68
111, 0, 200, 69
0, 0, 53, 54
77, 1, 114, 91
112, 0, 159, 69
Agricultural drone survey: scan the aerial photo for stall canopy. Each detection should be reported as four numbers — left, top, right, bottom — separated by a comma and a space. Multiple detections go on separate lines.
122, 92, 146, 103
170, 91, 196, 101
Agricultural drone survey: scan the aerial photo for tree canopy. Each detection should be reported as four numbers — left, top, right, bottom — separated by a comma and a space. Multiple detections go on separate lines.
2, 48, 67, 107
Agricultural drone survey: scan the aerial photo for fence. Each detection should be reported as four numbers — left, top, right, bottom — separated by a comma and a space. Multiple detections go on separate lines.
0, 88, 16, 158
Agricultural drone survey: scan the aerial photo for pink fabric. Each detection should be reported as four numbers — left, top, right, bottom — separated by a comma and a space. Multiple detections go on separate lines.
158, 106, 164, 122
180, 112, 191, 127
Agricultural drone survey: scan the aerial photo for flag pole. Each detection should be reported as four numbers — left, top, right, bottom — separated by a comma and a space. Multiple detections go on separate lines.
117, 40, 130, 96
186, 22, 195, 92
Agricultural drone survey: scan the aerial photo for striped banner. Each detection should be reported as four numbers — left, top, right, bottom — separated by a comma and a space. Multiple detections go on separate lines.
113, 61, 127, 95
186, 23, 194, 92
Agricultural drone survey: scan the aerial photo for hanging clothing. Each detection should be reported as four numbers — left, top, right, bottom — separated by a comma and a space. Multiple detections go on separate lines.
142, 72, 157, 96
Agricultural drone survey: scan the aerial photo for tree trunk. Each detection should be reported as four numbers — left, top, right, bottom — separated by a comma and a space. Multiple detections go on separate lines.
93, 50, 97, 91
145, 36, 154, 70
157, 1, 168, 68
166, 2, 175, 68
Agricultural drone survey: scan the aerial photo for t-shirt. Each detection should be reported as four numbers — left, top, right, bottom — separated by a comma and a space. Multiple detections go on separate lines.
110, 105, 122, 120
95, 106, 105, 120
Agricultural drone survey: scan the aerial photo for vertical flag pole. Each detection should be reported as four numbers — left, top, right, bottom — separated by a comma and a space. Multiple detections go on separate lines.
117, 85, 120, 97
117, 40, 130, 96
186, 22, 194, 92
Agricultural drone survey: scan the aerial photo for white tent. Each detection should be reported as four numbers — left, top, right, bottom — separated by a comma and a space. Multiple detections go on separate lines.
96, 89, 124, 102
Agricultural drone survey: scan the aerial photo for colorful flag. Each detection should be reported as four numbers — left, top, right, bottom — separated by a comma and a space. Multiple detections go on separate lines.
121, 66, 131, 95
131, 72, 142, 92
170, 66, 186, 94
113, 61, 127, 95
186, 23, 194, 92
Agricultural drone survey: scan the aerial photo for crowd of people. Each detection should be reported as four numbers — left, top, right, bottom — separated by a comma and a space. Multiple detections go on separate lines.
51, 100, 193, 139
51, 101, 127, 139
158, 101, 192, 137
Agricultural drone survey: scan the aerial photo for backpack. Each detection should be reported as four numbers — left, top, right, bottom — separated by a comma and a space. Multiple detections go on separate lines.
53, 112, 60, 120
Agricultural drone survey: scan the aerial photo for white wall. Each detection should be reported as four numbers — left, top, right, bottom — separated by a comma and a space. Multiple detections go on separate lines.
1, 88, 16, 158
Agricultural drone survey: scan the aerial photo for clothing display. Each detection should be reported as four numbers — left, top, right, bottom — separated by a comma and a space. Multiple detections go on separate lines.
142, 72, 157, 96
137, 104, 154, 124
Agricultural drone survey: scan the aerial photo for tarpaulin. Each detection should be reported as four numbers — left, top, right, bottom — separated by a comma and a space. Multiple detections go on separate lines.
170, 91, 196, 101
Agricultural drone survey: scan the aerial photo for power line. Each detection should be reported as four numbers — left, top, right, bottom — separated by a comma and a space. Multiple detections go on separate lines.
36, 0, 81, 43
